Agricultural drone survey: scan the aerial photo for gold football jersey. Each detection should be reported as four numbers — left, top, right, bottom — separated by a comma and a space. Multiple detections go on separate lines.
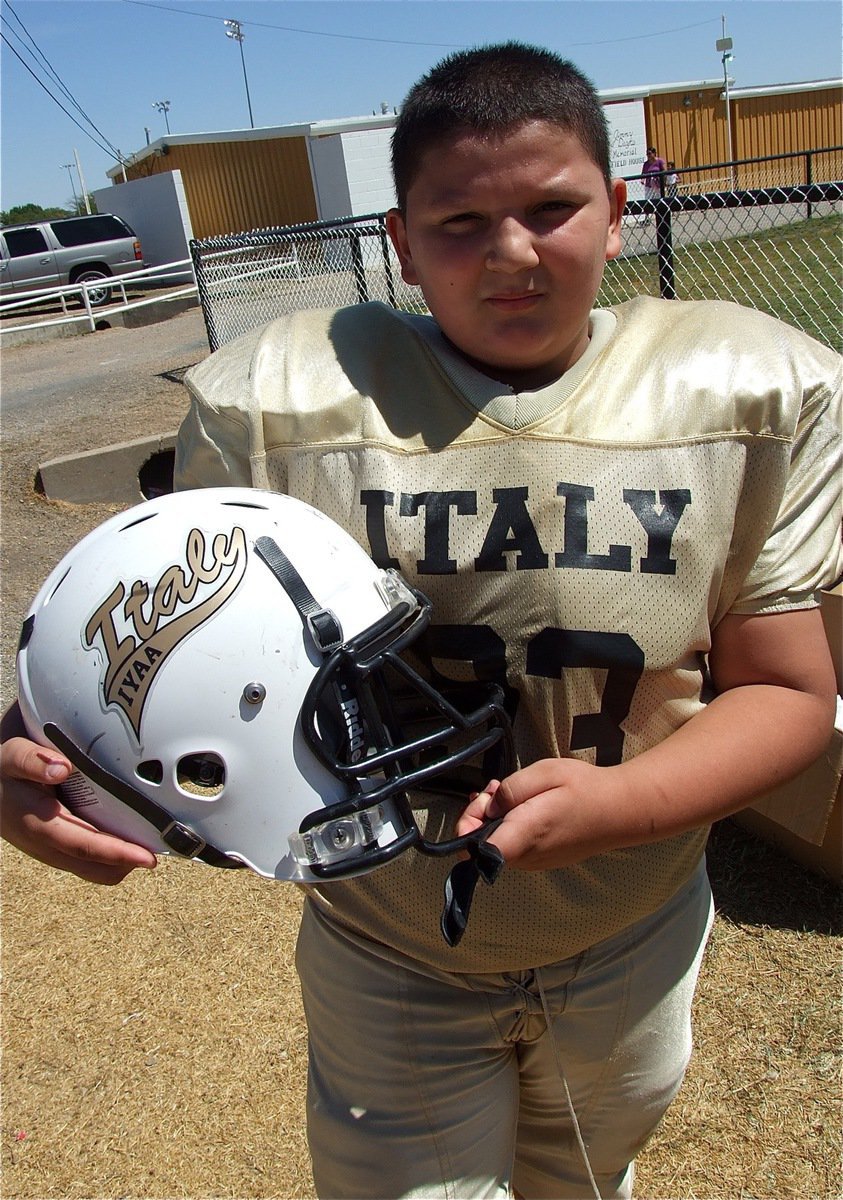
178, 297, 842, 971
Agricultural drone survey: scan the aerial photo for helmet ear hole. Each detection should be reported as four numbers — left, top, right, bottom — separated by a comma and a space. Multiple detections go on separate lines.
176, 753, 226, 797
137, 759, 164, 785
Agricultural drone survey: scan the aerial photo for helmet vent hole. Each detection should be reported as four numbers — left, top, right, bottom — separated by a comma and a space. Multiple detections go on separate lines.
45, 566, 72, 604
137, 759, 164, 785
176, 753, 226, 797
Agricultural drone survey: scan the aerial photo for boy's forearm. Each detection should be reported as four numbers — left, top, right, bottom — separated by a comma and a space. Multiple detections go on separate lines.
477, 607, 837, 870
608, 679, 836, 849
608, 603, 838, 849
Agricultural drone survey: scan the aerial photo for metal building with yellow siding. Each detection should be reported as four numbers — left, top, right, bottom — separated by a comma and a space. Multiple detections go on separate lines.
107, 78, 841, 240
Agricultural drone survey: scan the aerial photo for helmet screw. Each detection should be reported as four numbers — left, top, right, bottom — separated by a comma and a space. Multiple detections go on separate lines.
243, 682, 266, 705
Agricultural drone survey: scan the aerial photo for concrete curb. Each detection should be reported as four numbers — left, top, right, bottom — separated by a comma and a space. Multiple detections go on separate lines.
1, 294, 199, 349
37, 433, 178, 505
1, 320, 90, 348
115, 295, 199, 329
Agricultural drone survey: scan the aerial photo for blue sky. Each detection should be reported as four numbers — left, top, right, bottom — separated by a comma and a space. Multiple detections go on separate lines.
1, 0, 840, 210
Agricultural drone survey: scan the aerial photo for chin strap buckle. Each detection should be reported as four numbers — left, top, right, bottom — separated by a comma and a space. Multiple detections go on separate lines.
255, 536, 344, 656
161, 820, 207, 859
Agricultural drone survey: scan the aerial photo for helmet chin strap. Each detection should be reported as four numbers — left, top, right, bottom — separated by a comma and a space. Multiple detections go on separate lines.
435, 818, 505, 947
42, 723, 245, 869
254, 535, 344, 652
255, 531, 509, 946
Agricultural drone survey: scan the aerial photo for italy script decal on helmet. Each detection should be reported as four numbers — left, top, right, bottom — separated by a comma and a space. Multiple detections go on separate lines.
84, 526, 248, 740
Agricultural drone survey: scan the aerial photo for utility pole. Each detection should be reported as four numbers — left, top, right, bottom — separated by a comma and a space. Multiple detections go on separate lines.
224, 19, 255, 129
74, 148, 91, 213
716, 15, 735, 187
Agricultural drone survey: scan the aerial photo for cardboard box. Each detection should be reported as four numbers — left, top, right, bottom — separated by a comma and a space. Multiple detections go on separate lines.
733, 725, 842, 884
820, 581, 843, 697
732, 587, 843, 885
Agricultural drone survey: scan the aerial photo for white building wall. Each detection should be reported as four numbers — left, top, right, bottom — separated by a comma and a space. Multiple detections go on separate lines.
92, 170, 194, 281
307, 135, 353, 221
339, 127, 396, 216
307, 103, 647, 221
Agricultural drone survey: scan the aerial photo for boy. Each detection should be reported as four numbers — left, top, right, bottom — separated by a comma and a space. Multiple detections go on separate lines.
2, 42, 840, 1200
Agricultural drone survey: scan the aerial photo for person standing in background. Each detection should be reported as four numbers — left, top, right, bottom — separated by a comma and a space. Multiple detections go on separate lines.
642, 146, 666, 199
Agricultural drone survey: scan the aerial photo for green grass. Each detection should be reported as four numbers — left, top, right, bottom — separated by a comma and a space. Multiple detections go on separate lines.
599, 212, 842, 351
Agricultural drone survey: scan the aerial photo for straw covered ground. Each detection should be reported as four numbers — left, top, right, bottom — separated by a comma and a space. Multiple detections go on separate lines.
2, 821, 841, 1199
2, 317, 841, 1199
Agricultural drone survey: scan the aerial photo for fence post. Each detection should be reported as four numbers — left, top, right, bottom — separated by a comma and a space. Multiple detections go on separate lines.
378, 217, 397, 309
655, 202, 676, 300
349, 230, 369, 304
190, 239, 221, 352
806, 151, 814, 220
80, 284, 96, 332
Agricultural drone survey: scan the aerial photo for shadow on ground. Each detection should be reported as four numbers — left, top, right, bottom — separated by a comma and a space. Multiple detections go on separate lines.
707, 818, 841, 935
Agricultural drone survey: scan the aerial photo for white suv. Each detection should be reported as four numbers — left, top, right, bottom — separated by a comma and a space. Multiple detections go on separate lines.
0, 213, 145, 307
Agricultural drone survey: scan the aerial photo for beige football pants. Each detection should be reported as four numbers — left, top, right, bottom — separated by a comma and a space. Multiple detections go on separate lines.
296, 858, 713, 1200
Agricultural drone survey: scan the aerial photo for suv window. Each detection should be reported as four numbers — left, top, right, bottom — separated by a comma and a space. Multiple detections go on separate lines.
50, 215, 133, 248
4, 228, 50, 257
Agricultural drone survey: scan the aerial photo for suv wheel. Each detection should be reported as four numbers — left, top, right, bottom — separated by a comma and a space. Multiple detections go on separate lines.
73, 268, 113, 308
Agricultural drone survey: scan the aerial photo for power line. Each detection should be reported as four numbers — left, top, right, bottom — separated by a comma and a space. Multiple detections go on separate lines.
4, 2, 101, 130
2, 2, 124, 162
120, 0, 719, 52
567, 18, 721, 49
121, 0, 465, 48
0, 32, 119, 161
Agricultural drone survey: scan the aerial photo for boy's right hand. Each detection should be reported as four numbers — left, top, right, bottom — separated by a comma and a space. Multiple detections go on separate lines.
1, 711, 157, 884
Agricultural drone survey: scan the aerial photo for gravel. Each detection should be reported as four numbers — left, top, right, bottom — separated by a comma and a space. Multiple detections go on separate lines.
1, 310, 210, 708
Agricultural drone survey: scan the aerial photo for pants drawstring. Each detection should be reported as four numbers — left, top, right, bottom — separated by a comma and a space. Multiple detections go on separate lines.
534, 966, 603, 1200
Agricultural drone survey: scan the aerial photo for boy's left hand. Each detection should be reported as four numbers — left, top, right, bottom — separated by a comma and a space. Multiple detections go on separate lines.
456, 759, 619, 871
456, 608, 838, 872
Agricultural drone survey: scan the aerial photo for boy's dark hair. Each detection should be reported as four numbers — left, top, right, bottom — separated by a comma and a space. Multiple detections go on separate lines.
391, 42, 612, 210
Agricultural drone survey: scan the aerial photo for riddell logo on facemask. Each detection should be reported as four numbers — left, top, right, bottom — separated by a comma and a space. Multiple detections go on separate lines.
332, 681, 366, 764
84, 526, 248, 740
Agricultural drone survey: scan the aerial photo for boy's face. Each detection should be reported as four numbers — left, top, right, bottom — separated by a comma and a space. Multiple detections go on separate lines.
387, 120, 626, 390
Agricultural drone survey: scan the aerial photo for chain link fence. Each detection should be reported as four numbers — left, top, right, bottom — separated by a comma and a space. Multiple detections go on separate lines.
661, 146, 842, 196
191, 148, 842, 354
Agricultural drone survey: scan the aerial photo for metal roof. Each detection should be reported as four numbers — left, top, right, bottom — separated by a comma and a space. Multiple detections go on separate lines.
108, 77, 841, 180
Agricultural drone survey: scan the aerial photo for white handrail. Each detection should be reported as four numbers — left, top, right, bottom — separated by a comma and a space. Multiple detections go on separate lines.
0, 258, 198, 335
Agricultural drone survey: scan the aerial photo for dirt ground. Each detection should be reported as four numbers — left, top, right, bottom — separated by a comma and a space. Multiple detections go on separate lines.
1, 315, 841, 1199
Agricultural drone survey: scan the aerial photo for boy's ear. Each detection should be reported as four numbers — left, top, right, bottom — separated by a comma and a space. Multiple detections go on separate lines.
605, 178, 627, 263
386, 208, 420, 286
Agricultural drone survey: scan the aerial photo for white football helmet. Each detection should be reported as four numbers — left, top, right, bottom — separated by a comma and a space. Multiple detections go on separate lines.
17, 488, 512, 901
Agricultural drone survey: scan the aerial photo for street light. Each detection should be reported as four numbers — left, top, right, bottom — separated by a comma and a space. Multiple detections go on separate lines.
61, 162, 79, 211
153, 99, 171, 135
224, 18, 255, 129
